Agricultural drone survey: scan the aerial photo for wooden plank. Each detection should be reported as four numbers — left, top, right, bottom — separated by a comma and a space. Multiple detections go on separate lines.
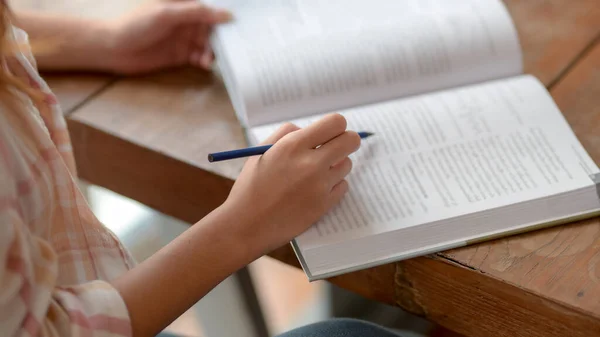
67, 116, 234, 223
44, 75, 115, 115
396, 256, 600, 337
504, 0, 600, 85
442, 40, 600, 329
70, 67, 248, 180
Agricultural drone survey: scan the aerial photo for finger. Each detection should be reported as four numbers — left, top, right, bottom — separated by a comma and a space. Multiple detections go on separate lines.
195, 25, 209, 48
329, 157, 353, 185
190, 48, 203, 67
318, 131, 361, 165
160, 2, 233, 26
200, 43, 214, 69
298, 113, 347, 149
260, 123, 301, 145
175, 25, 196, 65
190, 26, 210, 68
328, 179, 349, 207
199, 26, 215, 69
189, 48, 215, 70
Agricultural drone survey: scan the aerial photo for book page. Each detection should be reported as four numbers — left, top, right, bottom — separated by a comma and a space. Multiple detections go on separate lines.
209, 0, 522, 126
249, 75, 599, 250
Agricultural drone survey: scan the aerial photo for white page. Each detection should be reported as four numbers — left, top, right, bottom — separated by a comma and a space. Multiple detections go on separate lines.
249, 75, 598, 250
209, 0, 522, 127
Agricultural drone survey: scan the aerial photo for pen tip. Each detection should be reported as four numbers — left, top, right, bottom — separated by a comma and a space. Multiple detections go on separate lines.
207, 154, 214, 162
361, 131, 374, 138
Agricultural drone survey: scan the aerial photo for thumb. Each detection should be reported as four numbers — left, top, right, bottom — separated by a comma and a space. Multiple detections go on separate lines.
260, 123, 301, 145
161, 2, 233, 26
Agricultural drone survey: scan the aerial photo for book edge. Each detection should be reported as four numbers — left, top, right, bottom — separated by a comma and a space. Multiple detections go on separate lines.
300, 207, 600, 281
290, 239, 315, 281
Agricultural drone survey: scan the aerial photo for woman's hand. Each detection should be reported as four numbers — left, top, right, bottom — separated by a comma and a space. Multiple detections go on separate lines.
16, 0, 232, 74
113, 114, 360, 336
223, 114, 362, 254
106, 0, 232, 74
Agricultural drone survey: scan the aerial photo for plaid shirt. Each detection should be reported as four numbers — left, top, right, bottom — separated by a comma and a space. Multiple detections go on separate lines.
1, 26, 136, 336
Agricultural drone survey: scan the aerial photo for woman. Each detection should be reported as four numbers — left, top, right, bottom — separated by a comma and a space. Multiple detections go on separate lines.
0, 1, 404, 336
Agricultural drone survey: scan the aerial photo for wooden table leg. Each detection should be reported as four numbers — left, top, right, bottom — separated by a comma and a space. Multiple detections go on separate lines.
234, 267, 271, 337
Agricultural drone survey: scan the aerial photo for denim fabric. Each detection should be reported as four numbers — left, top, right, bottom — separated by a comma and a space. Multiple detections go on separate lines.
157, 318, 405, 337
156, 332, 181, 337
156, 332, 183, 337
276, 318, 404, 337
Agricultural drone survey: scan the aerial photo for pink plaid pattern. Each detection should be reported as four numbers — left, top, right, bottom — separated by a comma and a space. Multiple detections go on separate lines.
1, 27, 135, 336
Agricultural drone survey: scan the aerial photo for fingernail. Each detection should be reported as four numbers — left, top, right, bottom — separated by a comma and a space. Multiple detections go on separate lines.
214, 8, 233, 21
190, 51, 203, 66
200, 52, 213, 69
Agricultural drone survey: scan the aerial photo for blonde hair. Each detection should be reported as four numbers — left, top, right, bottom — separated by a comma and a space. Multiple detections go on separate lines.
0, 2, 45, 108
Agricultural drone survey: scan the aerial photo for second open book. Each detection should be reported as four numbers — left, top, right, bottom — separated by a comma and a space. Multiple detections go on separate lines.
210, 0, 600, 280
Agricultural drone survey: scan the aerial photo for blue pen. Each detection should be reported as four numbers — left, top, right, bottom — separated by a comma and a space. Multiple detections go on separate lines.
208, 131, 374, 162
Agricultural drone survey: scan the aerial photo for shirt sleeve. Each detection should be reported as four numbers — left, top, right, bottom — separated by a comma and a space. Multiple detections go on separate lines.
0, 207, 133, 337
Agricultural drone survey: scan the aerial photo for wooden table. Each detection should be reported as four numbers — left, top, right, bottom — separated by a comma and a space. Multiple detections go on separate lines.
34, 0, 600, 336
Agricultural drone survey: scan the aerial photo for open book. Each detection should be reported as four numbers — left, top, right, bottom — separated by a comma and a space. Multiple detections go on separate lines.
209, 0, 600, 280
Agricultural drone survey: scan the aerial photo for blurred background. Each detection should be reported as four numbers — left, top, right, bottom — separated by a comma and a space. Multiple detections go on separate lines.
14, 0, 439, 336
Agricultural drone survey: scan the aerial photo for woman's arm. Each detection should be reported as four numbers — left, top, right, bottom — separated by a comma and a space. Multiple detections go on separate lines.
113, 203, 258, 336
113, 115, 360, 337
12, 1, 232, 74
12, 10, 116, 72
1, 113, 358, 337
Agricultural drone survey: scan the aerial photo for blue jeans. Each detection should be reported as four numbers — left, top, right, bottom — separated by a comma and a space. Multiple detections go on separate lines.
276, 318, 404, 337
157, 318, 403, 337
